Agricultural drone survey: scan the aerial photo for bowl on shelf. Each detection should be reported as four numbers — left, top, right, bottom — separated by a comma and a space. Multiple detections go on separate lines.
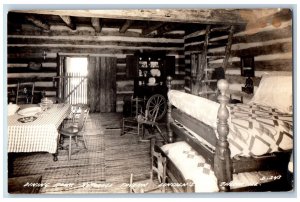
148, 77, 156, 85
150, 69, 161, 77
150, 61, 159, 68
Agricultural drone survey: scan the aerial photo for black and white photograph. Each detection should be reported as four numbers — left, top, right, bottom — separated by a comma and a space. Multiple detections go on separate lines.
2, 2, 296, 199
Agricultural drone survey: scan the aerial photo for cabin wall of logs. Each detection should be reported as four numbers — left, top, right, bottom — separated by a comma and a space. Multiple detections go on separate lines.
7, 9, 292, 110
7, 24, 186, 112
184, 10, 293, 94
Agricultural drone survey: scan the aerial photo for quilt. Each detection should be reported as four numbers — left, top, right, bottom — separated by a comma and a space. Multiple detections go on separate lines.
161, 141, 282, 192
228, 103, 293, 157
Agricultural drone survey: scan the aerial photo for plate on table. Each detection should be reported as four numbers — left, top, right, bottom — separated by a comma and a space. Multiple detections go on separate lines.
18, 116, 37, 123
18, 107, 42, 116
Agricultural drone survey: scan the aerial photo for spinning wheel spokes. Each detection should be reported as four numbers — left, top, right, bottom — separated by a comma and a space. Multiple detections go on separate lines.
146, 94, 167, 121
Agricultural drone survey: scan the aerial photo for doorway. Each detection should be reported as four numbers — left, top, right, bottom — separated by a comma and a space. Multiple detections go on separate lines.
57, 55, 117, 112
64, 57, 88, 105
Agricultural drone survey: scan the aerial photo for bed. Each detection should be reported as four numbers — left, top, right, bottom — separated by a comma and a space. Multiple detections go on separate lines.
156, 75, 293, 192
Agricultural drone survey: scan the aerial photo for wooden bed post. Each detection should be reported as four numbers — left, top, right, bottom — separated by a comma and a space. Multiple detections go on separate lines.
214, 79, 232, 192
166, 76, 174, 143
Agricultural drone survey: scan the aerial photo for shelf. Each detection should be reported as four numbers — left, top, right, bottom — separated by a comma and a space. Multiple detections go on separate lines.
139, 67, 160, 69
130, 54, 175, 98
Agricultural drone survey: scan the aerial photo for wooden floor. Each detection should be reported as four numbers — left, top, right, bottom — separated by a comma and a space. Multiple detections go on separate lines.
8, 113, 168, 194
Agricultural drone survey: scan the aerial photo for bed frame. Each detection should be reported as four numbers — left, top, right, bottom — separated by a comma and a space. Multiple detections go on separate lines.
161, 76, 293, 192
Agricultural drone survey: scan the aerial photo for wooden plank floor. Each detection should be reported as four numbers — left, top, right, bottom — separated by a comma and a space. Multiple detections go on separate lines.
8, 113, 167, 194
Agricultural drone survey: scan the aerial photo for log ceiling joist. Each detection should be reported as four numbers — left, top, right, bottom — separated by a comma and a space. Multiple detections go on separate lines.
91, 17, 102, 33
142, 22, 165, 36
59, 15, 76, 30
12, 9, 251, 25
119, 20, 133, 33
25, 15, 50, 32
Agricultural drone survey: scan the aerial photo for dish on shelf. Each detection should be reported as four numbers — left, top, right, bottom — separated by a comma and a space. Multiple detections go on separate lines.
150, 61, 159, 68
139, 61, 148, 68
148, 77, 156, 85
18, 107, 42, 116
147, 83, 158, 86
150, 69, 161, 77
18, 116, 37, 123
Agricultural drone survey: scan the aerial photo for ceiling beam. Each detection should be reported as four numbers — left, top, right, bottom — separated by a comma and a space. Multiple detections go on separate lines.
11, 9, 257, 25
119, 20, 133, 33
91, 17, 102, 33
59, 15, 76, 30
25, 15, 50, 32
142, 22, 165, 36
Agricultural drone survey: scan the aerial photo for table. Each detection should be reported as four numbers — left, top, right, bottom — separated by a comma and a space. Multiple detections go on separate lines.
8, 104, 71, 160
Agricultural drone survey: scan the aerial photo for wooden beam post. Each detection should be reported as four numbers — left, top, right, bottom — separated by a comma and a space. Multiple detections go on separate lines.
91, 17, 102, 33
222, 25, 234, 72
25, 15, 50, 32
59, 15, 76, 30
192, 25, 210, 95
57, 54, 65, 102
119, 20, 133, 33
166, 76, 173, 143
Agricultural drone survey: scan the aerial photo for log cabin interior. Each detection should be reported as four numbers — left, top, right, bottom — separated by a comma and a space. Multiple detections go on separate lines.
6, 8, 294, 194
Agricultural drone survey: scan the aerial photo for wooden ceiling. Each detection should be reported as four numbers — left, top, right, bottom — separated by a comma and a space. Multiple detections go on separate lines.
8, 9, 290, 36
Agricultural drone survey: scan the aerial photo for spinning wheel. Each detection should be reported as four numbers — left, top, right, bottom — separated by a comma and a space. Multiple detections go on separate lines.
146, 94, 167, 121
122, 94, 167, 142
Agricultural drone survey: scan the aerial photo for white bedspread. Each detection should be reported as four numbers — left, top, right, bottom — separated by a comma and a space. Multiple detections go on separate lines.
168, 90, 221, 129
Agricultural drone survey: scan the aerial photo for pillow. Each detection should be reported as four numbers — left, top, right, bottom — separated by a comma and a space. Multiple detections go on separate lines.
249, 74, 293, 114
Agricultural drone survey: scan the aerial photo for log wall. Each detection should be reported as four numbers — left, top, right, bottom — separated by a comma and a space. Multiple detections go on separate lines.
7, 24, 186, 112
184, 11, 293, 96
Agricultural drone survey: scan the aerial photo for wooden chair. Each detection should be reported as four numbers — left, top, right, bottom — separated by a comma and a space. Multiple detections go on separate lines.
59, 105, 90, 160
16, 82, 35, 104
129, 139, 167, 193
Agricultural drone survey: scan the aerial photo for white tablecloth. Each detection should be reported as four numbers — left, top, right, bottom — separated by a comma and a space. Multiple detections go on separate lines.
8, 104, 71, 153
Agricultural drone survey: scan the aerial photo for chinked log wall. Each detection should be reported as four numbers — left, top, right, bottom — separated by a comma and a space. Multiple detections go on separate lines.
184, 16, 292, 94
7, 25, 186, 112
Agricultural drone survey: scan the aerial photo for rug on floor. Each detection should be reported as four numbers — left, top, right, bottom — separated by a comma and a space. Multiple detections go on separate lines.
8, 113, 158, 194
10, 115, 106, 194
